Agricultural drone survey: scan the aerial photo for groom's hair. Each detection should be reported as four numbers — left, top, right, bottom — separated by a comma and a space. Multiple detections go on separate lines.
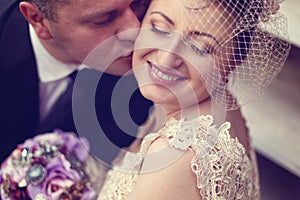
23, 0, 70, 21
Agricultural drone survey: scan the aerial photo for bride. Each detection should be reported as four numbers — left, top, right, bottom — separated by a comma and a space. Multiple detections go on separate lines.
0, 0, 289, 199
97, 0, 289, 199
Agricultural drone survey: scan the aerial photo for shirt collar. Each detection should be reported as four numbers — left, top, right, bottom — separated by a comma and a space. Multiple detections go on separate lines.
29, 25, 84, 83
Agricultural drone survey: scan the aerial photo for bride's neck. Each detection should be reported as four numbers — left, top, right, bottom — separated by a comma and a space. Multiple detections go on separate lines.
160, 96, 212, 121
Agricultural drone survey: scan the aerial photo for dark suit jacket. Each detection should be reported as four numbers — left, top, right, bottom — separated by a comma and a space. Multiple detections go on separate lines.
0, 0, 152, 163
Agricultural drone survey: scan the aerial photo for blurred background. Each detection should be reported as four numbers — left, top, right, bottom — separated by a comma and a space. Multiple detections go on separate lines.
241, 0, 300, 199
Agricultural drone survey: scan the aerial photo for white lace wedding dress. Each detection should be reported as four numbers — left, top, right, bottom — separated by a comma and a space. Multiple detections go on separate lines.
97, 115, 260, 199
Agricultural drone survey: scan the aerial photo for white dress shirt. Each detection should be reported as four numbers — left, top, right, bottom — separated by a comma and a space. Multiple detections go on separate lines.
29, 25, 82, 121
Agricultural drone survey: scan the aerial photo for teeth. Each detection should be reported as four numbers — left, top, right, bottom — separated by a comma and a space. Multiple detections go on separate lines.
152, 66, 182, 81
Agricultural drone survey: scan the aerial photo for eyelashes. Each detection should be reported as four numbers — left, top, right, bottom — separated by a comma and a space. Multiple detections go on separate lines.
92, 11, 117, 26
182, 36, 211, 56
151, 24, 172, 37
151, 23, 211, 56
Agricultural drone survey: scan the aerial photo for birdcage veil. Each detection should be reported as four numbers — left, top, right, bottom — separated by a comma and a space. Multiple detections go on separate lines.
178, 0, 291, 110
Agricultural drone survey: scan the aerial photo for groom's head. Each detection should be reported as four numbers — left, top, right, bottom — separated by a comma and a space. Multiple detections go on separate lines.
19, 0, 150, 75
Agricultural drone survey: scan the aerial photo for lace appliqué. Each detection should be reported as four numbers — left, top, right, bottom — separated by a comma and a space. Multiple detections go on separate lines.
97, 133, 162, 200
97, 115, 260, 200
97, 152, 142, 200
188, 118, 260, 200
167, 116, 224, 152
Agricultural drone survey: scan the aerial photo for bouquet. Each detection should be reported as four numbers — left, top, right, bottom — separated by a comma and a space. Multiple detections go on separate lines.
0, 130, 105, 200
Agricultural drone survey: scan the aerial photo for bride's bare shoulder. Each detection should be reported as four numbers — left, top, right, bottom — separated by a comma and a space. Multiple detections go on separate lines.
127, 137, 201, 200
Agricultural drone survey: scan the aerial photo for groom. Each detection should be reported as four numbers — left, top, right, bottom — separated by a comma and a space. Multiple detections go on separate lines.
0, 0, 152, 162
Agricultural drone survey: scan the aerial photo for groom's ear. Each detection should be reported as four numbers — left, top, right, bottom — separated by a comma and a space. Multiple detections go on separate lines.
19, 2, 53, 40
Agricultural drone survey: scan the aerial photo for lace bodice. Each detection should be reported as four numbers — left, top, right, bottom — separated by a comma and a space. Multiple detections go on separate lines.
97, 115, 260, 199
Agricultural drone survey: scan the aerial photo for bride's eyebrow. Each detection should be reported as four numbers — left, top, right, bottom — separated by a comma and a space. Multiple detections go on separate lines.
149, 11, 220, 44
150, 11, 174, 26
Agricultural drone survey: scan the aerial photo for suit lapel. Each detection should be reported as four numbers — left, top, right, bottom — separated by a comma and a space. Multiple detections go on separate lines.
0, 2, 39, 161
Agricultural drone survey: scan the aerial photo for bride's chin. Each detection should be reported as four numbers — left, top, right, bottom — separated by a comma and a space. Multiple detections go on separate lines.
139, 85, 175, 103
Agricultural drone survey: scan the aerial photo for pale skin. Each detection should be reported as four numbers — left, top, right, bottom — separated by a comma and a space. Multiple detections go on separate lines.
127, 138, 201, 200
127, 0, 252, 199
19, 0, 147, 75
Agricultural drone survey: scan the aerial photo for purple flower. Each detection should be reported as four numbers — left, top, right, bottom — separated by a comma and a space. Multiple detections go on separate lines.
57, 130, 90, 162
0, 131, 96, 200
28, 155, 95, 200
1, 148, 30, 185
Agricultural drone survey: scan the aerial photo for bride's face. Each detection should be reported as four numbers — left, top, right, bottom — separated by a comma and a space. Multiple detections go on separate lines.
132, 0, 235, 113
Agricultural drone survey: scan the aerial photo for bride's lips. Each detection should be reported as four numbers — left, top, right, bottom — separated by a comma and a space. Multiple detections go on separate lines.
147, 61, 186, 86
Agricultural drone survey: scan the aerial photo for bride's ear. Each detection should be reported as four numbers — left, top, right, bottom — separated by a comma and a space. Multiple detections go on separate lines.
19, 2, 53, 40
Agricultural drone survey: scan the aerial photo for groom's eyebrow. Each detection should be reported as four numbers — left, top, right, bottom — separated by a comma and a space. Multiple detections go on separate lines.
150, 11, 175, 26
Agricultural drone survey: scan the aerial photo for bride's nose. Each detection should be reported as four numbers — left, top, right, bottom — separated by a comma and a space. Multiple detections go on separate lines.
156, 38, 183, 68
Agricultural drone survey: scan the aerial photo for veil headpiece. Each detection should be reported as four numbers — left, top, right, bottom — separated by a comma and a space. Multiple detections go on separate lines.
179, 0, 291, 110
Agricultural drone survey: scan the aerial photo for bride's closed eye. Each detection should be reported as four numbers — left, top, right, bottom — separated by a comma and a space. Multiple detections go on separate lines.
183, 36, 211, 56
151, 23, 211, 55
151, 23, 172, 37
